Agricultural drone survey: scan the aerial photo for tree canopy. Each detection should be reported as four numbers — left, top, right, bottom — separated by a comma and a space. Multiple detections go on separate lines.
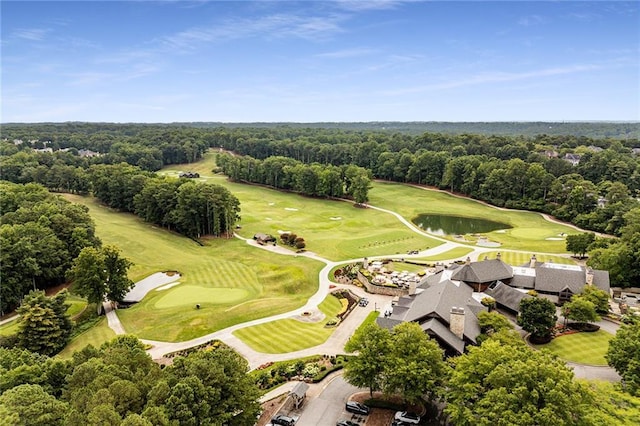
0, 336, 262, 425
16, 290, 73, 356
517, 296, 558, 341
344, 322, 446, 405
68, 246, 134, 305
606, 321, 640, 396
445, 335, 598, 425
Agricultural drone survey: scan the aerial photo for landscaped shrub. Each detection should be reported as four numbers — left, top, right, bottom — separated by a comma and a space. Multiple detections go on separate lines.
303, 364, 320, 378
325, 317, 339, 327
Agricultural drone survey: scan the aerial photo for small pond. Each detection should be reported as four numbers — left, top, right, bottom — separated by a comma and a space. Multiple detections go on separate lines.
412, 214, 511, 236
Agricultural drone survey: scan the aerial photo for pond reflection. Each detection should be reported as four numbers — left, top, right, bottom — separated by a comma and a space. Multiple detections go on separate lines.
412, 214, 511, 235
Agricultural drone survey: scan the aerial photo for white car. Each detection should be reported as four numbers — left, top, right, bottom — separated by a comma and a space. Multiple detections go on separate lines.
394, 411, 421, 424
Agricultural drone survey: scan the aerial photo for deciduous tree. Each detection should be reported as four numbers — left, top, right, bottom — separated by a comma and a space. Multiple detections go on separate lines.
446, 338, 596, 425
517, 296, 557, 342
606, 321, 640, 396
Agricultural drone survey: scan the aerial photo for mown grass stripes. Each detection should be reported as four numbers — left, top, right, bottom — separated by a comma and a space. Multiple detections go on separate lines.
483, 251, 576, 266
532, 330, 613, 365
233, 295, 343, 353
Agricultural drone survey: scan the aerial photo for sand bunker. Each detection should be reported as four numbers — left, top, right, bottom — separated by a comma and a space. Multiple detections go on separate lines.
284, 207, 298, 211
546, 237, 564, 240
495, 230, 507, 233
123, 272, 181, 303
277, 230, 291, 234
268, 202, 275, 206
156, 281, 181, 291
330, 216, 342, 220
477, 241, 501, 247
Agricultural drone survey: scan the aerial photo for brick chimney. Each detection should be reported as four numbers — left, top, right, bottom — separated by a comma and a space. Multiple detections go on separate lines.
363, 257, 368, 269
450, 307, 465, 339
408, 280, 417, 295
465, 256, 471, 265
496, 252, 502, 261
530, 254, 537, 268
586, 268, 594, 285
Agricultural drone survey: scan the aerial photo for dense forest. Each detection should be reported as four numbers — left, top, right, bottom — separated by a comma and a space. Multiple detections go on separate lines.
2, 122, 640, 287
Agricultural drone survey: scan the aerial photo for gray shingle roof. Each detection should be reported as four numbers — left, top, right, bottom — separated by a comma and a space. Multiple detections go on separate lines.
420, 318, 465, 354
510, 273, 536, 289
485, 282, 532, 313
534, 264, 586, 294
387, 279, 485, 348
592, 271, 610, 292
450, 259, 513, 283
376, 317, 403, 330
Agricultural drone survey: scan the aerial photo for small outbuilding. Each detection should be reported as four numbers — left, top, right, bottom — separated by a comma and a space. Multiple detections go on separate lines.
289, 382, 309, 409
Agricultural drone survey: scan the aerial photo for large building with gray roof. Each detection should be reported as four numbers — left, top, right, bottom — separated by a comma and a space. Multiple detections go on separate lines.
377, 254, 610, 355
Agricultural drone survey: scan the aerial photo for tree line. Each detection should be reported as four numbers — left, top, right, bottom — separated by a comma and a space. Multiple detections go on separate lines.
89, 163, 241, 239
216, 153, 372, 204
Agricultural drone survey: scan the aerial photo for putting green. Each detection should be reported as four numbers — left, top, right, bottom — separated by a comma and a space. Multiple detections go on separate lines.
155, 286, 250, 309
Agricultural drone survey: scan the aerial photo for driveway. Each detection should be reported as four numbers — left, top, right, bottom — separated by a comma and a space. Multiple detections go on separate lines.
295, 375, 362, 426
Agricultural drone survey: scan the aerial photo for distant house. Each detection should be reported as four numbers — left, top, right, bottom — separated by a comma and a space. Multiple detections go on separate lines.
563, 153, 582, 166
632, 148, 640, 156
179, 171, 200, 178
587, 145, 604, 153
543, 150, 559, 159
78, 148, 101, 158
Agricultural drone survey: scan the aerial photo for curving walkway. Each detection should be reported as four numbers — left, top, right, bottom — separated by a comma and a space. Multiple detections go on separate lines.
101, 199, 618, 380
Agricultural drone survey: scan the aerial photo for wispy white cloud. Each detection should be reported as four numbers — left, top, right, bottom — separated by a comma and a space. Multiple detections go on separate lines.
380, 64, 600, 96
13, 28, 50, 41
315, 48, 378, 59
518, 15, 546, 27
334, 0, 405, 12
159, 12, 347, 50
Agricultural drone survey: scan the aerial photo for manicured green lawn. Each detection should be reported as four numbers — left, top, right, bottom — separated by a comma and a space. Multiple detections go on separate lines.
0, 319, 19, 336
161, 155, 444, 262
483, 251, 576, 266
58, 318, 115, 358
532, 330, 613, 365
65, 195, 324, 342
420, 247, 475, 261
368, 181, 579, 253
232, 295, 343, 353
66, 294, 88, 318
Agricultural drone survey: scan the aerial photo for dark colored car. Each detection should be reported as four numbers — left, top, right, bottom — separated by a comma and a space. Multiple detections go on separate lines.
345, 401, 370, 415
337, 421, 359, 426
271, 414, 295, 426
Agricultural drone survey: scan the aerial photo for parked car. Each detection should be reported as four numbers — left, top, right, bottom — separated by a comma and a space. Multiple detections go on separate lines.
394, 411, 420, 424
271, 414, 296, 426
337, 421, 360, 426
345, 401, 370, 415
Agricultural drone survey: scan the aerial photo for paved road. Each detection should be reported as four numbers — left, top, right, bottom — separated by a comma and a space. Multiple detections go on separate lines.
295, 375, 361, 426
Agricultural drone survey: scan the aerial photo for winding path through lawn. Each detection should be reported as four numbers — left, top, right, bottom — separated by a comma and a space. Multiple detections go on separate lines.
102, 200, 618, 380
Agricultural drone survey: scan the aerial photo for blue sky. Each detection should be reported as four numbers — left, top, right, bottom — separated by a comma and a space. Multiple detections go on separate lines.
2, 1, 639, 122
